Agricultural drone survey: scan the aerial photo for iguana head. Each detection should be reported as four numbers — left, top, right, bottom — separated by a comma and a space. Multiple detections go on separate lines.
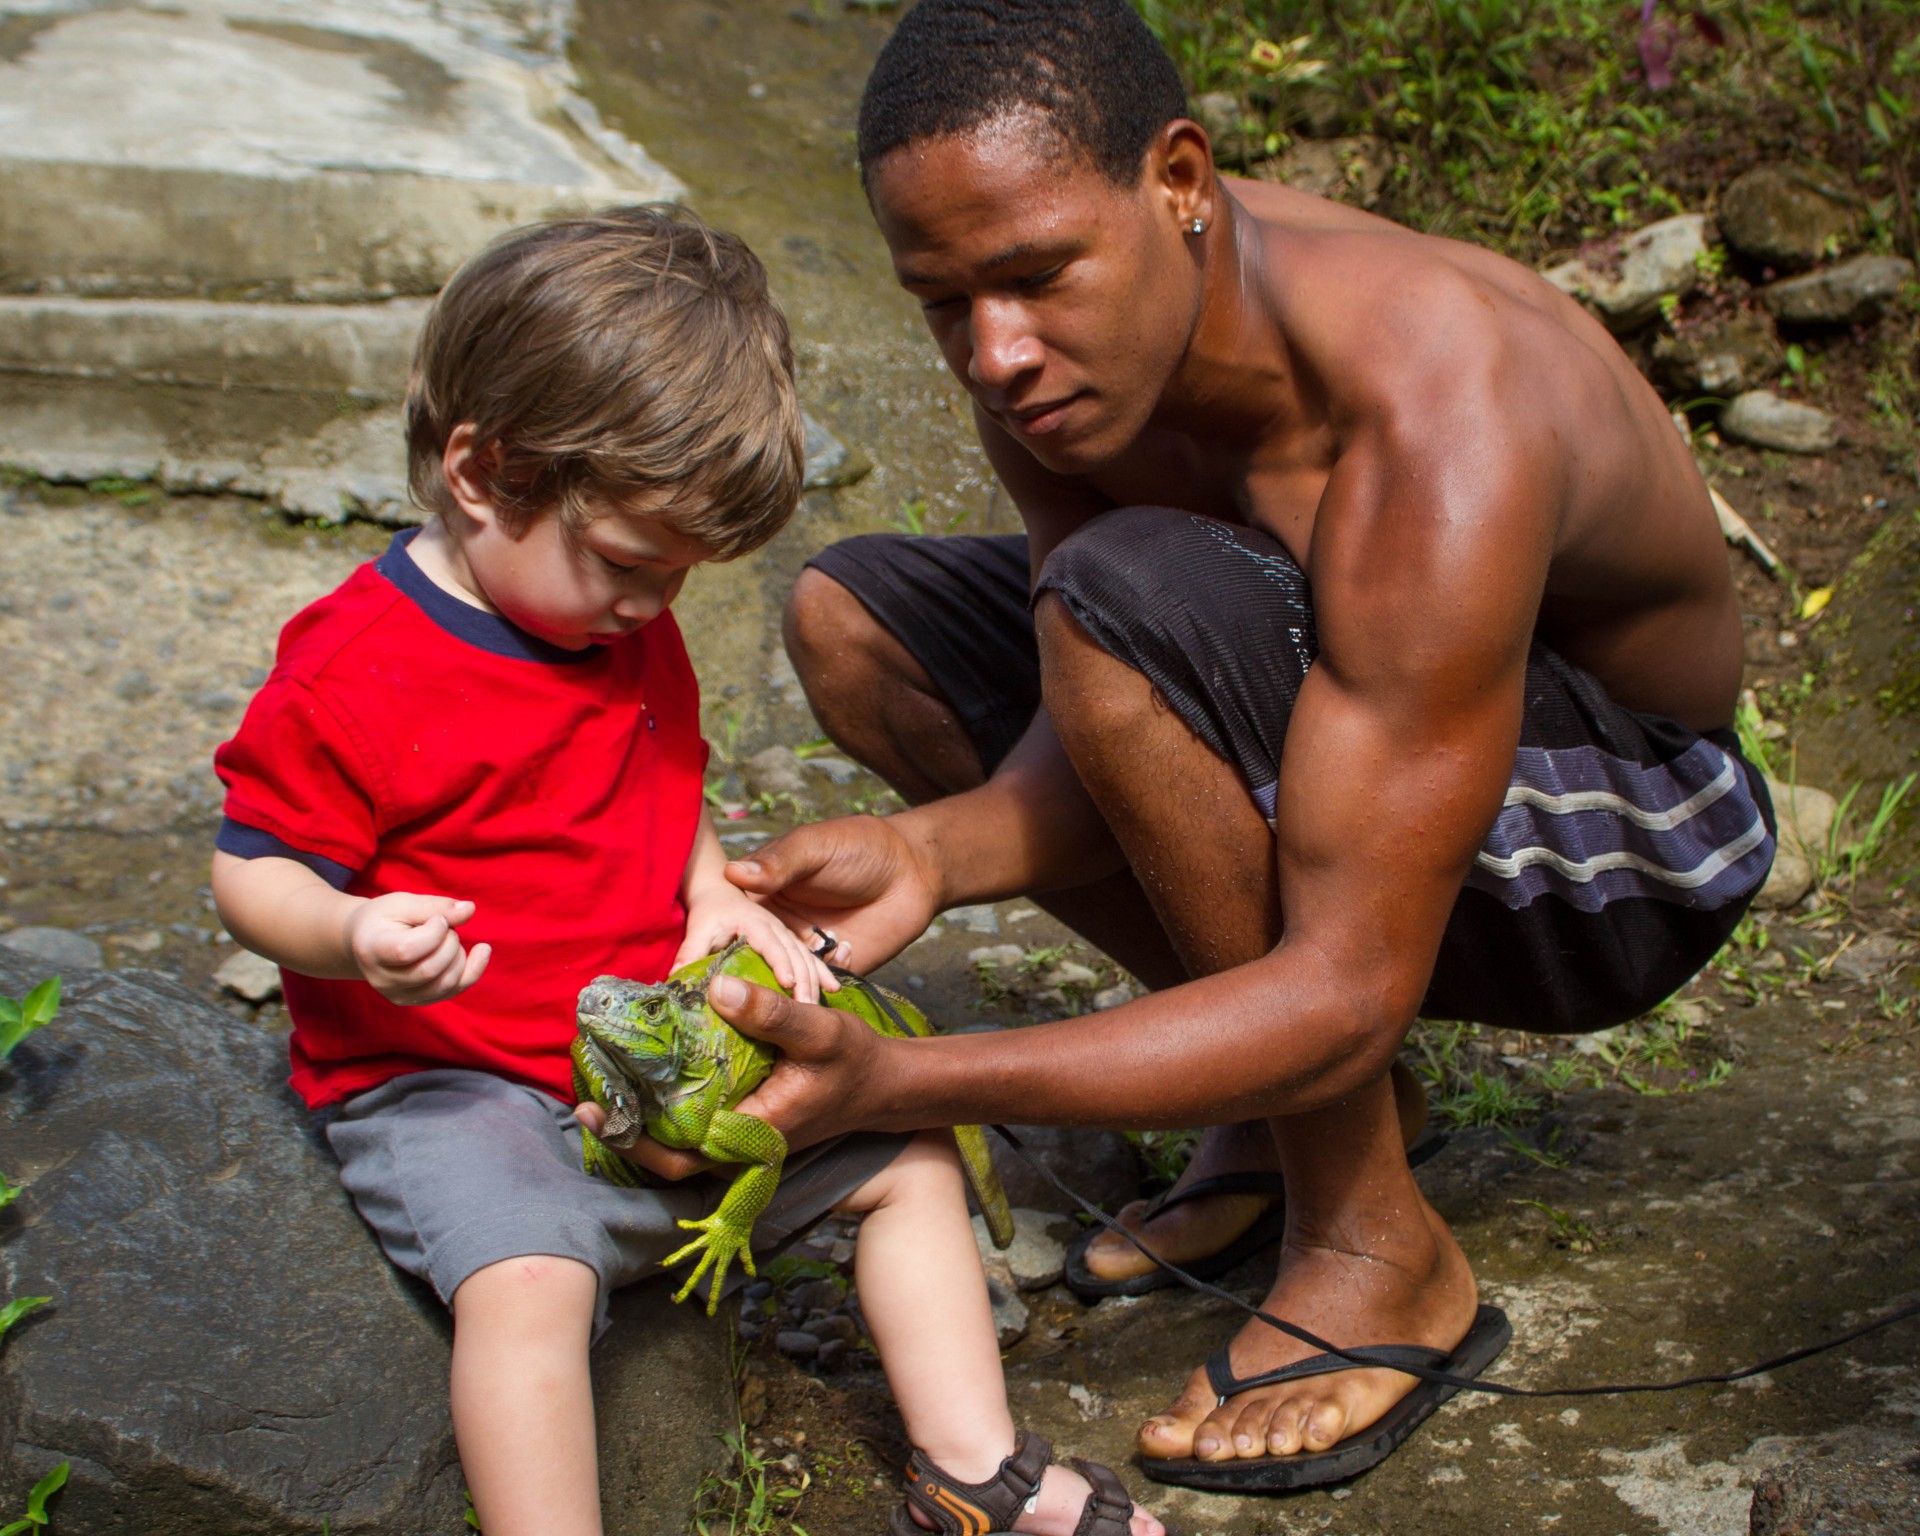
575, 972, 713, 1145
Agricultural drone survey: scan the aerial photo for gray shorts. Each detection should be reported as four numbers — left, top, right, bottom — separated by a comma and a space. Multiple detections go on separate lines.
325, 1068, 907, 1339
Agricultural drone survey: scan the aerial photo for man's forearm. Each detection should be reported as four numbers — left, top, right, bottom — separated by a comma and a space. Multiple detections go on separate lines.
864, 946, 1404, 1133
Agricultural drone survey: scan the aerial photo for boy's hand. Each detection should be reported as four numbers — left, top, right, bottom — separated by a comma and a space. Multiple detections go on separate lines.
345, 893, 491, 1005
674, 888, 842, 1004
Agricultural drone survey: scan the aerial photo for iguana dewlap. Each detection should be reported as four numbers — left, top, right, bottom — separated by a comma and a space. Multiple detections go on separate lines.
573, 939, 1015, 1311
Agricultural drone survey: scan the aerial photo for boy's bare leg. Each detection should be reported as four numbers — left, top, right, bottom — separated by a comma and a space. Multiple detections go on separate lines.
450, 1256, 602, 1536
787, 571, 1278, 1272
1035, 596, 1478, 1461
839, 1132, 1164, 1536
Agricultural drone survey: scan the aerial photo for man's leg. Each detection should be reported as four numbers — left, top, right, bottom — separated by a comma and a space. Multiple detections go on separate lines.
1035, 592, 1478, 1461
788, 566, 1295, 1277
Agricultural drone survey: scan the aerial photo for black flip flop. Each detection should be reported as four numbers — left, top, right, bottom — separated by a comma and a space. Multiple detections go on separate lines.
1139, 1303, 1512, 1492
1062, 1128, 1451, 1303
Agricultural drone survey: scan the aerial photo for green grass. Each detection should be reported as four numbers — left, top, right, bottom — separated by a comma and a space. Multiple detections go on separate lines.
692, 1429, 811, 1536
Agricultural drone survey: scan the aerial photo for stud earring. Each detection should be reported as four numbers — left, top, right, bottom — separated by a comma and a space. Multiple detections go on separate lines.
1188, 217, 1206, 235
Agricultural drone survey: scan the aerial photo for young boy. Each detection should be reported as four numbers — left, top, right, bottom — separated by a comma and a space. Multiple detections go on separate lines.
210, 206, 1160, 1536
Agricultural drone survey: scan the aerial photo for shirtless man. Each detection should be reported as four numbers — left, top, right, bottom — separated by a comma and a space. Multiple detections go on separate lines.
602, 0, 1776, 1491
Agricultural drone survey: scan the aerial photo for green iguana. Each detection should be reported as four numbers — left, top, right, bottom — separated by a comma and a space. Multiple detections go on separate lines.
573, 939, 1015, 1311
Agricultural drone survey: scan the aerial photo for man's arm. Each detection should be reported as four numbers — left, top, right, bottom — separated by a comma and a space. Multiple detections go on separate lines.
705, 385, 1556, 1163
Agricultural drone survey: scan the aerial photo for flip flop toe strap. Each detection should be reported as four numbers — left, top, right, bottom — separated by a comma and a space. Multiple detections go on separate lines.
1066, 1457, 1138, 1536
900, 1429, 1051, 1534
1207, 1342, 1450, 1403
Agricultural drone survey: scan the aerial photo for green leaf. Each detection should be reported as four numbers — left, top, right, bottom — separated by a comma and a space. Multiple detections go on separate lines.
0, 977, 58, 1061
0, 1518, 31, 1536
24, 1464, 66, 1521
0, 1297, 50, 1339
1868, 101, 1891, 143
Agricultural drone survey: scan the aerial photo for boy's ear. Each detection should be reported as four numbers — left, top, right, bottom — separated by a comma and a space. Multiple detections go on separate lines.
441, 423, 505, 529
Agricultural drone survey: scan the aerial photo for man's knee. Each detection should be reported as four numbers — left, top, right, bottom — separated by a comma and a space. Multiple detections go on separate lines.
782, 566, 875, 691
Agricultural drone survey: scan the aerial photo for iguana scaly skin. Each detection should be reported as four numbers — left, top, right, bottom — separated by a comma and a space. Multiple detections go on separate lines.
573, 939, 1015, 1312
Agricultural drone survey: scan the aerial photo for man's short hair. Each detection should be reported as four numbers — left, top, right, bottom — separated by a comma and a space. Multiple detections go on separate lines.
405, 204, 802, 559
857, 0, 1188, 187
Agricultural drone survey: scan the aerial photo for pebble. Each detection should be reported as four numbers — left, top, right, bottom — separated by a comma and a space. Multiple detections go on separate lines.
986, 1276, 1029, 1348
968, 944, 1025, 971
213, 948, 283, 1003
973, 1209, 1071, 1292
803, 756, 861, 786
816, 1338, 849, 1370
1040, 960, 1100, 992
806, 1313, 861, 1347
1091, 985, 1132, 1011
111, 927, 165, 953
1719, 391, 1839, 455
800, 411, 866, 489
775, 1330, 819, 1361
945, 904, 1002, 935
0, 926, 104, 971
1718, 164, 1854, 271
787, 1278, 844, 1317
827, 1238, 855, 1265
1541, 213, 1709, 332
1759, 255, 1916, 326
744, 745, 809, 799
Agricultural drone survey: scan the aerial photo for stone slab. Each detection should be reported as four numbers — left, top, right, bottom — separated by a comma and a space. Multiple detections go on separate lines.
0, 945, 732, 1535
0, 0, 681, 299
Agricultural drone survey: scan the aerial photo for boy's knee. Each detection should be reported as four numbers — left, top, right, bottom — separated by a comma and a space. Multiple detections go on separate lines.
452, 1253, 599, 1322
837, 1129, 965, 1213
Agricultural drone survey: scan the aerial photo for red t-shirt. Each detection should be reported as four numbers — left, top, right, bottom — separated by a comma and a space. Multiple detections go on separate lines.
214, 530, 706, 1108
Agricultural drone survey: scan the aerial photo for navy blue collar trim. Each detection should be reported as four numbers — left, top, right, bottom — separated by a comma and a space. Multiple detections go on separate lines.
375, 527, 598, 665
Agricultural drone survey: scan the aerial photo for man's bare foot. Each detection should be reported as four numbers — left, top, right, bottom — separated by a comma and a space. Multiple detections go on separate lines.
1136, 1187, 1476, 1462
1080, 1066, 1431, 1285
1078, 1120, 1280, 1283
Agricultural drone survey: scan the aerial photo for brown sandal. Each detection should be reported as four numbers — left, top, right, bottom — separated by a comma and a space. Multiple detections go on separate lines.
887, 1429, 1143, 1536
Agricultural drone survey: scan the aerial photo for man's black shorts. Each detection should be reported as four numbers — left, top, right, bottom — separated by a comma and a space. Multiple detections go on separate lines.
807, 507, 1776, 1035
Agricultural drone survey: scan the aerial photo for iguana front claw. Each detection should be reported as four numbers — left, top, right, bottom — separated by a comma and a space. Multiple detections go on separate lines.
665, 1215, 757, 1314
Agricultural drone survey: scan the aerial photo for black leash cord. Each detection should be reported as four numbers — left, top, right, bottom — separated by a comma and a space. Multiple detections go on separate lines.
804, 933, 1920, 1398
986, 1124, 1920, 1399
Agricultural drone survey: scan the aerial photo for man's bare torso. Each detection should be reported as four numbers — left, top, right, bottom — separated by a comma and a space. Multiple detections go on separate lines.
1016, 179, 1744, 734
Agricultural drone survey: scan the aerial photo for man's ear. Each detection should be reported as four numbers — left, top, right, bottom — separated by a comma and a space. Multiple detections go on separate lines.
441, 423, 504, 529
1151, 118, 1217, 234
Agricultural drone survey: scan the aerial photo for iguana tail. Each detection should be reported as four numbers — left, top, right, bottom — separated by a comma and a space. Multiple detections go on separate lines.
825, 968, 1016, 1250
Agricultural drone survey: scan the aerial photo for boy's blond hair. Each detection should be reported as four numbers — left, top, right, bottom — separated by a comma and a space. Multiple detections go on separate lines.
405, 203, 803, 558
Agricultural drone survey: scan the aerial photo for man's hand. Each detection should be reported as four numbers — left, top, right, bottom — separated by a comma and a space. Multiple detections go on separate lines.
344, 892, 491, 1005
724, 815, 944, 973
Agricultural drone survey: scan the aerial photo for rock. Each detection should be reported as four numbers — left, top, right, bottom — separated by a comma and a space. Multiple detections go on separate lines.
816, 1338, 849, 1369
803, 755, 861, 786
1541, 214, 1711, 332
1249, 135, 1392, 209
1189, 92, 1247, 158
1651, 315, 1782, 395
1829, 933, 1908, 986
944, 904, 1002, 935
1039, 960, 1101, 993
212, 947, 282, 1003
800, 411, 866, 490
1749, 1447, 1920, 1534
743, 744, 809, 799
1091, 985, 1133, 1011
985, 1125, 1140, 1218
786, 1278, 845, 1317
1719, 391, 1838, 454
985, 1275, 1029, 1348
805, 1313, 861, 1348
776, 1330, 820, 1361
972, 1209, 1072, 1292
967, 944, 1026, 972
1718, 165, 1854, 272
1759, 255, 1915, 327
0, 926, 103, 972
1067, 1383, 1115, 1421
0, 948, 730, 1535
1754, 778, 1840, 909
